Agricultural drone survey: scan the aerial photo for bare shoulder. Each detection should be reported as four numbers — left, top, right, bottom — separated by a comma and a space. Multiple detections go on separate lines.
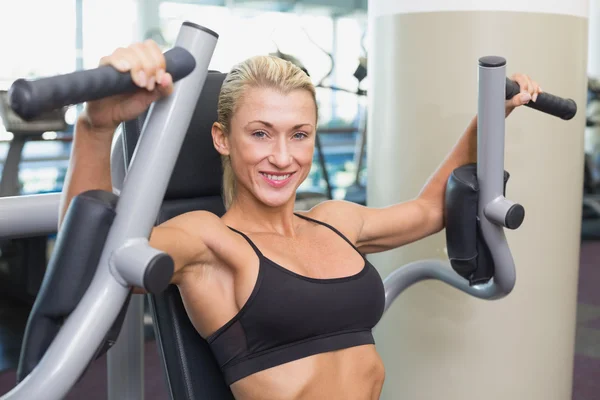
164, 209, 228, 237
297, 200, 365, 243
302, 197, 443, 255
152, 210, 251, 274
158, 209, 230, 248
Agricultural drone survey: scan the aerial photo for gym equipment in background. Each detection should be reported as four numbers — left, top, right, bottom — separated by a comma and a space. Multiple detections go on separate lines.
0, 91, 67, 304
304, 28, 368, 204
0, 21, 576, 400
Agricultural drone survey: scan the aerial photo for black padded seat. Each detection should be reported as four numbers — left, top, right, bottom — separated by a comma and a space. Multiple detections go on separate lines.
122, 71, 235, 400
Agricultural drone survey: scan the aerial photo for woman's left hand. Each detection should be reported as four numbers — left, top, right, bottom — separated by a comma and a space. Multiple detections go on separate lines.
505, 73, 542, 117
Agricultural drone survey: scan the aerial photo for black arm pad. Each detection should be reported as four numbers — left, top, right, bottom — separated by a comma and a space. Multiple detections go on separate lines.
17, 190, 118, 383
444, 164, 509, 285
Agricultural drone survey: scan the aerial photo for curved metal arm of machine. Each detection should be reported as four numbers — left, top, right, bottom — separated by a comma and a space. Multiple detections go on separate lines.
382, 56, 577, 313
0, 21, 218, 400
383, 259, 503, 312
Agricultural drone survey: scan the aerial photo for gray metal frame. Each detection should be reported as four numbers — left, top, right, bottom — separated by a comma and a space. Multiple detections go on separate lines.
107, 122, 146, 400
0, 22, 217, 400
382, 58, 517, 311
0, 193, 60, 239
0, 39, 518, 399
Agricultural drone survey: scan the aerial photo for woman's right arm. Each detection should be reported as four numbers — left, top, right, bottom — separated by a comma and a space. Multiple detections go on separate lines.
59, 39, 174, 225
58, 116, 114, 225
58, 40, 212, 287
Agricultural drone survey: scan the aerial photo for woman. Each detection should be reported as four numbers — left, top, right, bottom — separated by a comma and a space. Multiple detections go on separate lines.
59, 39, 541, 400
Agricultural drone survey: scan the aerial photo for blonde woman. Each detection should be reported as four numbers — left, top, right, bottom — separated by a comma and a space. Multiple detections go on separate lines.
60, 40, 541, 400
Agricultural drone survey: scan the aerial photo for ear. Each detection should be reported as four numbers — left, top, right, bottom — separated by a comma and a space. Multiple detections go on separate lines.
211, 122, 230, 156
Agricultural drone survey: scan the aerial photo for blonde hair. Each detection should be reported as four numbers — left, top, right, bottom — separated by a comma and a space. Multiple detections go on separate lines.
217, 55, 318, 209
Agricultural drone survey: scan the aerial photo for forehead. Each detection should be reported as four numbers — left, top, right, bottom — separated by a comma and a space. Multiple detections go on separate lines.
233, 86, 316, 124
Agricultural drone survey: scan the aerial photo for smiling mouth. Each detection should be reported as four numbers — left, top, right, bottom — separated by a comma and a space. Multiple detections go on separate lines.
259, 172, 295, 181
259, 171, 297, 187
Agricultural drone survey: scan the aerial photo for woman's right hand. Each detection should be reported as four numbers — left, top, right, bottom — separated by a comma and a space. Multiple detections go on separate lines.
81, 39, 175, 134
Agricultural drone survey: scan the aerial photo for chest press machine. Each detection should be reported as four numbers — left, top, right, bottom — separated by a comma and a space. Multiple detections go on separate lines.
0, 22, 576, 400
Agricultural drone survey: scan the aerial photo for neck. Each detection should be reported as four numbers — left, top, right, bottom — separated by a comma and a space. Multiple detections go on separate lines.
223, 189, 298, 237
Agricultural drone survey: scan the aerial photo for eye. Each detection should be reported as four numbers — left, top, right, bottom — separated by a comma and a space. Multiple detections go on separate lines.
293, 132, 308, 140
252, 130, 268, 139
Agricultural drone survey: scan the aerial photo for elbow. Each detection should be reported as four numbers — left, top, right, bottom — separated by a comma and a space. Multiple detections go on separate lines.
427, 207, 445, 234
417, 197, 445, 235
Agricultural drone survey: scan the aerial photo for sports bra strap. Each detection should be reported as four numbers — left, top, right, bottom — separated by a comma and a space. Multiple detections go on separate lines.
227, 227, 265, 258
293, 213, 362, 254
229, 214, 362, 257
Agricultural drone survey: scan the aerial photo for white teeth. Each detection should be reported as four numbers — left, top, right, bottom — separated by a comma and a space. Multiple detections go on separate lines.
262, 173, 291, 181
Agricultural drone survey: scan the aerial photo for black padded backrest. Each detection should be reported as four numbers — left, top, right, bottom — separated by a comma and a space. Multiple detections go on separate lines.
122, 71, 234, 400
16, 190, 129, 383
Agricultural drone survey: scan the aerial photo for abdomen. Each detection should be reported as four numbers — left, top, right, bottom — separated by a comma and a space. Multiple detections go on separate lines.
230, 344, 385, 400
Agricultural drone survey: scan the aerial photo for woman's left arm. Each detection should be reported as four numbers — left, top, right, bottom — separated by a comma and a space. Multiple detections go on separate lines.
350, 73, 542, 254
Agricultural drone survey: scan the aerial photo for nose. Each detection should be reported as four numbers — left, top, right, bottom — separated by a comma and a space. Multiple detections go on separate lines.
268, 138, 293, 168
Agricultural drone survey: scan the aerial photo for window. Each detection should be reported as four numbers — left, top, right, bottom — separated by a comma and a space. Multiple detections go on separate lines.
18, 141, 72, 195
0, 0, 75, 88
82, 0, 138, 69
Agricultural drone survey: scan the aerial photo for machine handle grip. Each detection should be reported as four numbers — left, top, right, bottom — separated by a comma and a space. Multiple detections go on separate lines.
505, 78, 577, 121
8, 47, 196, 121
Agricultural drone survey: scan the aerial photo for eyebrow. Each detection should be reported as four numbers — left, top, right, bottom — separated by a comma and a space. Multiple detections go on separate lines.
246, 120, 313, 130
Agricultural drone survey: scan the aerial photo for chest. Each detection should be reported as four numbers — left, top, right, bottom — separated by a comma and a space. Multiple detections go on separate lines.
250, 227, 365, 280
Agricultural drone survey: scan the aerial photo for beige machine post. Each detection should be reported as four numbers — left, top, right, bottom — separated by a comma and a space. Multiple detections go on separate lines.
367, 1, 588, 399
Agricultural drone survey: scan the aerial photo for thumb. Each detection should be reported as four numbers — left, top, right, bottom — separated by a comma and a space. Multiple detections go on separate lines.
511, 91, 531, 108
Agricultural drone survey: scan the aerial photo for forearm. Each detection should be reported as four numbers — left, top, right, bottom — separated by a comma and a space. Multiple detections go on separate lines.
417, 115, 478, 220
59, 115, 115, 227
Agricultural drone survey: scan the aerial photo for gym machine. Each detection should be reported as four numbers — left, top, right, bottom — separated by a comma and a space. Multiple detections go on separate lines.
0, 91, 67, 304
0, 21, 576, 400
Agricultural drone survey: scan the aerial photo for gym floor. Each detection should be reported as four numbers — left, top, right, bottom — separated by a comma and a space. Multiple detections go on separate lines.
0, 241, 598, 399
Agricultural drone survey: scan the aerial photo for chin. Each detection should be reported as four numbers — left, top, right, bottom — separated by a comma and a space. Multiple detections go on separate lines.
255, 185, 297, 208
259, 192, 295, 208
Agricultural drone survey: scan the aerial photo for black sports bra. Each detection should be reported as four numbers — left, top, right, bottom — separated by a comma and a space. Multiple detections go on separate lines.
206, 213, 386, 385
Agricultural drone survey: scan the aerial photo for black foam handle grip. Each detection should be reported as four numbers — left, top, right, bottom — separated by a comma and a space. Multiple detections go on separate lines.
8, 47, 196, 121
505, 78, 577, 121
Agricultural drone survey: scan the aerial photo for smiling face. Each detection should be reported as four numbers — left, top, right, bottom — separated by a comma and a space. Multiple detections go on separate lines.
212, 86, 317, 209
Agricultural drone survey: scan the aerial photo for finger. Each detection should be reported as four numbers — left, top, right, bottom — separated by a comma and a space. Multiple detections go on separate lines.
129, 42, 156, 91
156, 72, 174, 97
525, 75, 536, 98
108, 47, 145, 88
531, 80, 541, 102
513, 73, 530, 94
511, 74, 531, 106
143, 39, 167, 90
99, 47, 131, 72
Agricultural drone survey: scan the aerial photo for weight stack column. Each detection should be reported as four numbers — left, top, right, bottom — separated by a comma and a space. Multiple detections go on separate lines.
366, 1, 589, 399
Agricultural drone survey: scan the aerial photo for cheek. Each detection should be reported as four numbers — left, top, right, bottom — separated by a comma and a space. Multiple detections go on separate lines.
292, 142, 314, 165
231, 140, 265, 165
